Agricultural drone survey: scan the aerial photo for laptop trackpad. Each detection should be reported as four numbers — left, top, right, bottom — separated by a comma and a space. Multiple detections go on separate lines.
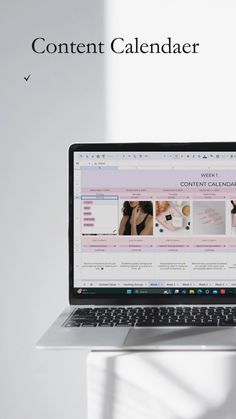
124, 327, 236, 350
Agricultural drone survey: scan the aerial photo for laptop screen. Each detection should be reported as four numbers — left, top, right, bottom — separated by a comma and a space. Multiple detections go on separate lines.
73, 149, 236, 298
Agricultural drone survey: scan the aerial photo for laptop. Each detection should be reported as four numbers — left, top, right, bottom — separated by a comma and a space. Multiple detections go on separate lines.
37, 142, 236, 350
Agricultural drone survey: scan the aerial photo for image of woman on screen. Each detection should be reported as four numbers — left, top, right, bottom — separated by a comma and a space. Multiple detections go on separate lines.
231, 200, 236, 235
119, 201, 153, 235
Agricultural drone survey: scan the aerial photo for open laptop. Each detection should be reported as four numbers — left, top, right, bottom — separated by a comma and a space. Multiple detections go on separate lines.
37, 142, 236, 350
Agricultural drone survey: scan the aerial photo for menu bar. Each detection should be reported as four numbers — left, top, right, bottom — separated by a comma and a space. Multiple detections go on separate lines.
75, 152, 236, 160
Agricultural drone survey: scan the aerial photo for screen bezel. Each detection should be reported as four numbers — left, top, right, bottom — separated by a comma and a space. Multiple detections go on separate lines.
69, 142, 236, 305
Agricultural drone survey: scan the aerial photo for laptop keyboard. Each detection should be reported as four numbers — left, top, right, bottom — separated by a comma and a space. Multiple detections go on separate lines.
64, 306, 236, 327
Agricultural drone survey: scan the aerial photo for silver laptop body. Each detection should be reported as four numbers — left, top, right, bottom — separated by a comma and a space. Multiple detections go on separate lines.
37, 142, 236, 350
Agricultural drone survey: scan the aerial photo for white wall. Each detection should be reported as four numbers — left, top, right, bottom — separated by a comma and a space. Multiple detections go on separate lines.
106, 0, 236, 142
1, 1, 105, 418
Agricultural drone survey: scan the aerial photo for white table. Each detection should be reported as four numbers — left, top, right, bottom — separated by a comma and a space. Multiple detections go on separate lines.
87, 351, 236, 419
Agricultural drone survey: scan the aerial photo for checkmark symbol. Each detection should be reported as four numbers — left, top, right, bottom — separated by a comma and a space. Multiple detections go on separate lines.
24, 74, 31, 82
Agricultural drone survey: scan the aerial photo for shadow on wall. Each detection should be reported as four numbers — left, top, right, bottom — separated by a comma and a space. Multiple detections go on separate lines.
88, 350, 236, 419
65, 0, 107, 141
0, 2, 107, 419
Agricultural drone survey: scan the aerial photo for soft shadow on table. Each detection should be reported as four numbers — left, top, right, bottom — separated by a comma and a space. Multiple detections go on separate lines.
143, 355, 236, 419
100, 352, 198, 419
98, 345, 236, 419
